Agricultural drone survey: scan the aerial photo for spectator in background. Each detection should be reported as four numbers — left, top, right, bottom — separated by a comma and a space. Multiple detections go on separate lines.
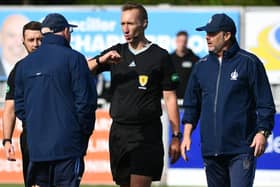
96, 72, 112, 103
15, 13, 97, 187
0, 14, 29, 78
2, 21, 42, 186
170, 31, 200, 99
181, 13, 275, 187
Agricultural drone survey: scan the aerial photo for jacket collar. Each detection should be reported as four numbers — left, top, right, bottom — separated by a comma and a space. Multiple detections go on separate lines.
223, 40, 240, 59
42, 33, 71, 48
209, 40, 240, 60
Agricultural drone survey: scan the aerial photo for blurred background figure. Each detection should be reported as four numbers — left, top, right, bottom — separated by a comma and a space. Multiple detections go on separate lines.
170, 30, 200, 100
97, 72, 111, 102
0, 14, 29, 79
2, 21, 42, 186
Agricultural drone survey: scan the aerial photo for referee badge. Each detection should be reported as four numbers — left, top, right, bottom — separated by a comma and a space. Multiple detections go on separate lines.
6, 84, 10, 94
138, 75, 149, 90
171, 73, 179, 82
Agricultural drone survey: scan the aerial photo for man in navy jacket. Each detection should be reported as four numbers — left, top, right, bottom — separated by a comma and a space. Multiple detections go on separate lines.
15, 13, 97, 187
181, 13, 275, 187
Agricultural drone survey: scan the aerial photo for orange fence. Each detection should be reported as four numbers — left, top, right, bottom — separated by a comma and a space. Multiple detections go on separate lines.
0, 109, 113, 184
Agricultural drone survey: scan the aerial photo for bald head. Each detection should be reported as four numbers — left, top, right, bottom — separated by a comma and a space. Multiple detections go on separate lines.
0, 14, 29, 66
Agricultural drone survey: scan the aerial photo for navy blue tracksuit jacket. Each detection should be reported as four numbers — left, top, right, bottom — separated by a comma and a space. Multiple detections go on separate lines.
15, 34, 97, 162
182, 41, 275, 157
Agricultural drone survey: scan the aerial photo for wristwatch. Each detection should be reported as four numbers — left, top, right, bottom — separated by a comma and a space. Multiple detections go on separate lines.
95, 56, 101, 65
258, 130, 271, 138
2, 138, 12, 146
172, 132, 182, 140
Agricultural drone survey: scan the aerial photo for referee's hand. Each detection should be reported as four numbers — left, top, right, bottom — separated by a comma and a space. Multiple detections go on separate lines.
169, 138, 180, 164
101, 50, 121, 65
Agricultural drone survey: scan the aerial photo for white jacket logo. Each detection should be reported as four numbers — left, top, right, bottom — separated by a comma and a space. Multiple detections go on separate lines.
230, 69, 238, 80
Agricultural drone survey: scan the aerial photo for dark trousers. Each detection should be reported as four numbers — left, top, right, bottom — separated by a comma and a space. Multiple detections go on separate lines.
203, 153, 256, 187
26, 157, 84, 187
20, 127, 29, 185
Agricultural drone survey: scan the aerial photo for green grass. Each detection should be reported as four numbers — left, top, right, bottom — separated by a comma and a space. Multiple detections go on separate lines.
0, 185, 181, 187
0, 185, 117, 187
0, 185, 115, 187
0, 185, 202, 187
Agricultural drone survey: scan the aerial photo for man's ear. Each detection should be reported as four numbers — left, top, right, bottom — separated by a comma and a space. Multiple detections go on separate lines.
22, 38, 25, 46
224, 32, 231, 41
64, 27, 68, 34
22, 40, 28, 51
143, 19, 148, 29
62, 27, 70, 38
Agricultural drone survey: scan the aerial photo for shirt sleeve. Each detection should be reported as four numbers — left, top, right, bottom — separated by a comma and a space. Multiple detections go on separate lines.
161, 52, 179, 90
14, 62, 25, 121
95, 44, 122, 74
70, 53, 97, 135
181, 63, 201, 128
5, 65, 16, 100
249, 56, 276, 132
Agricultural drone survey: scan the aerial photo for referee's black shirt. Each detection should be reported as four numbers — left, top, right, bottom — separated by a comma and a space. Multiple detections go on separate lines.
97, 43, 178, 124
5, 61, 26, 127
5, 64, 17, 100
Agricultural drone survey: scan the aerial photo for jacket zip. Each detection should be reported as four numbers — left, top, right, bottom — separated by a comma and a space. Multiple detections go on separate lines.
213, 60, 222, 156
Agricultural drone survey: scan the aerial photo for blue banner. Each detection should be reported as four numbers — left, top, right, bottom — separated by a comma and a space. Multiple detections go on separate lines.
0, 7, 240, 80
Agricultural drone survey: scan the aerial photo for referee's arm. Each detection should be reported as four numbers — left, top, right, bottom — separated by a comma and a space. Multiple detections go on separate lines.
2, 66, 17, 161
87, 50, 121, 73
163, 90, 180, 164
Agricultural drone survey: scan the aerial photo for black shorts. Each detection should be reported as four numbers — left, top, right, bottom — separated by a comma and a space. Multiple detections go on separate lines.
109, 119, 164, 185
26, 157, 84, 187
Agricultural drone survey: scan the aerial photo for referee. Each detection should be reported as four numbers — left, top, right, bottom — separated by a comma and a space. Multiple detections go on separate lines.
88, 2, 181, 187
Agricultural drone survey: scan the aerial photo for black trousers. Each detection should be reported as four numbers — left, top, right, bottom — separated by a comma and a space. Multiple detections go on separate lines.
26, 157, 85, 187
20, 127, 29, 185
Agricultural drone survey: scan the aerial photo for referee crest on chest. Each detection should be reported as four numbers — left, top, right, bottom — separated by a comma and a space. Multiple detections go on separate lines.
138, 75, 149, 90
